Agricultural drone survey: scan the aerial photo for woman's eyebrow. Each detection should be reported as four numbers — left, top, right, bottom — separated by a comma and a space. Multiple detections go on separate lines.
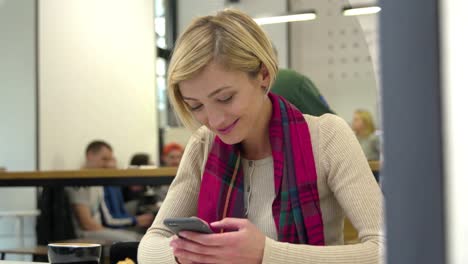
182, 86, 232, 101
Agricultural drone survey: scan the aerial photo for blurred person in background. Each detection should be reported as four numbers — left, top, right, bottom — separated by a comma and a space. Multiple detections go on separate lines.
270, 69, 335, 116
352, 109, 380, 161
124, 153, 160, 216
122, 153, 153, 204
103, 155, 154, 233
161, 142, 184, 167
125, 148, 184, 216
150, 143, 185, 211
66, 140, 151, 241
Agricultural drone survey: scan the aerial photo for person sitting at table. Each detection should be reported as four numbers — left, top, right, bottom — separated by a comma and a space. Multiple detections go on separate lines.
103, 156, 154, 232
161, 142, 184, 167
149, 143, 185, 209
123, 150, 181, 216
138, 9, 384, 264
66, 140, 152, 241
351, 109, 381, 161
103, 184, 154, 233
121, 153, 153, 216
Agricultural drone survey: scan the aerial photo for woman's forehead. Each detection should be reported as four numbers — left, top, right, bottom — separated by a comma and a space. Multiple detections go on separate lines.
179, 63, 245, 97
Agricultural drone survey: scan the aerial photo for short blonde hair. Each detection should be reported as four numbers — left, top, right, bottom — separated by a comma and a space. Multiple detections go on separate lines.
354, 109, 376, 137
167, 9, 278, 129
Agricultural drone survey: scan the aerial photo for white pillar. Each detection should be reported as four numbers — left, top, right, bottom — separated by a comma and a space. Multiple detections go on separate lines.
440, 1, 468, 263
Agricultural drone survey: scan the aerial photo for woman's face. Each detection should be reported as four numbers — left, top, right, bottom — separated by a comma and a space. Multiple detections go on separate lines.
163, 149, 183, 167
352, 113, 365, 134
179, 62, 270, 145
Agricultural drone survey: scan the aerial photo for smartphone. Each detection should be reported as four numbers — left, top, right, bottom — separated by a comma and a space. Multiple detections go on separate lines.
163, 217, 214, 235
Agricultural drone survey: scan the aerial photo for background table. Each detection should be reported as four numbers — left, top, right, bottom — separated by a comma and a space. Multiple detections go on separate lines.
0, 168, 177, 187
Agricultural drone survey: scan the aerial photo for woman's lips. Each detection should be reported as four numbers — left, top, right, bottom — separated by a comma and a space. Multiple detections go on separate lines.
217, 118, 240, 135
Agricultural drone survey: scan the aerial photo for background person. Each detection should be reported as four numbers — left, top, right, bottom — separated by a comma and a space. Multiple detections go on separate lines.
67, 141, 147, 241
352, 109, 380, 161
271, 69, 335, 116
161, 142, 184, 167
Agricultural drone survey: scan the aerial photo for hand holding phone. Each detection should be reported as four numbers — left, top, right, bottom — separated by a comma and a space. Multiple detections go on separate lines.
163, 217, 213, 236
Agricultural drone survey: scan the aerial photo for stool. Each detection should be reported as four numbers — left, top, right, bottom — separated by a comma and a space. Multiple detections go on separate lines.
0, 210, 40, 248
0, 210, 41, 261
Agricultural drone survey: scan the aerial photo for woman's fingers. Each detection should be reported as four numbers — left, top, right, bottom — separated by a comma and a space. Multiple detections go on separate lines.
210, 217, 248, 230
178, 230, 240, 246
171, 237, 222, 255
173, 248, 219, 264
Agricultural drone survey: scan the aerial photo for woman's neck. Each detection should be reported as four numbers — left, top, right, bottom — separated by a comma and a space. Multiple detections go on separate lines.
241, 97, 272, 160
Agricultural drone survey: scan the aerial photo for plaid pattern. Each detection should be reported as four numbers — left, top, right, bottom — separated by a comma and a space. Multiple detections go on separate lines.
198, 93, 324, 245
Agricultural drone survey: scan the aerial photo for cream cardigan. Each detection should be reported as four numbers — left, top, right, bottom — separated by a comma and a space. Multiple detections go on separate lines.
138, 114, 384, 264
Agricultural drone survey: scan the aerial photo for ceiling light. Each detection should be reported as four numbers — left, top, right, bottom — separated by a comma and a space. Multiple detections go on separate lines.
343, 6, 381, 16
254, 12, 316, 25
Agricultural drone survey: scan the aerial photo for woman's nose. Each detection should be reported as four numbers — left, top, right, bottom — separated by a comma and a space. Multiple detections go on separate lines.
206, 108, 225, 129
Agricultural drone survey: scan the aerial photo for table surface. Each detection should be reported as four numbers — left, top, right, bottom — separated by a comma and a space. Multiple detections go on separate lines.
0, 161, 379, 187
0, 167, 178, 187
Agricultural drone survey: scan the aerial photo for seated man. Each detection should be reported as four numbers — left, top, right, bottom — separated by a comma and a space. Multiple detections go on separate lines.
67, 141, 151, 242
103, 184, 154, 232
122, 153, 152, 205
270, 69, 335, 116
103, 155, 154, 229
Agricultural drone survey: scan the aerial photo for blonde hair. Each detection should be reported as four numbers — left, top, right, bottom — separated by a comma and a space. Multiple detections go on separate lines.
354, 109, 376, 137
167, 9, 278, 129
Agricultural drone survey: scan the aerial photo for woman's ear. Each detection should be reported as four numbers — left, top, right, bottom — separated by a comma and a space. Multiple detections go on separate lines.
259, 63, 271, 88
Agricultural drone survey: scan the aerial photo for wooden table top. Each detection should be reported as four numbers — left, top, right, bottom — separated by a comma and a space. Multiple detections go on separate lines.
0, 161, 379, 187
0, 167, 177, 186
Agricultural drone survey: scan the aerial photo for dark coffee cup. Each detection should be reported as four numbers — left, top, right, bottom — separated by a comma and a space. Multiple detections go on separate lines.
48, 243, 102, 264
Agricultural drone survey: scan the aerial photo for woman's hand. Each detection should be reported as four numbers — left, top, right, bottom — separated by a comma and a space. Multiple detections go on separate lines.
169, 218, 265, 264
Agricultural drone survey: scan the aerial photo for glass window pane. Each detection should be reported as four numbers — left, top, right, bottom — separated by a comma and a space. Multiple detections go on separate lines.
156, 58, 166, 76
157, 37, 167, 49
157, 76, 166, 110
155, 17, 166, 37
155, 0, 165, 17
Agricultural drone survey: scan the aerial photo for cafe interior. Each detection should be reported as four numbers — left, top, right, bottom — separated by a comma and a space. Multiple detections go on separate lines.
0, 0, 466, 263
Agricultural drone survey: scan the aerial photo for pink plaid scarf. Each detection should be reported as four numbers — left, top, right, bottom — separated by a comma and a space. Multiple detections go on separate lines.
197, 93, 324, 245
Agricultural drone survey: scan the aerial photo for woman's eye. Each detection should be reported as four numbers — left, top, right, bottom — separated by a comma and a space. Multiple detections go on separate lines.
189, 104, 203, 111
218, 95, 233, 103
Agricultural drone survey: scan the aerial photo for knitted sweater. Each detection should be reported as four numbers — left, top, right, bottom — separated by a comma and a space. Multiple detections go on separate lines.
138, 114, 384, 264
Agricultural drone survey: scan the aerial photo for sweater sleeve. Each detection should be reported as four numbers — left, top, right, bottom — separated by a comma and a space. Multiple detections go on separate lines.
262, 114, 384, 264
138, 128, 209, 264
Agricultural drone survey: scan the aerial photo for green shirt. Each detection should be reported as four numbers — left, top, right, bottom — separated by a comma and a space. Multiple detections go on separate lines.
270, 69, 334, 116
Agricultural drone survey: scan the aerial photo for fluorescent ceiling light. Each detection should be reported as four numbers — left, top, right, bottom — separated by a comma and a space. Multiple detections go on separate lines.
254, 13, 316, 25
343, 6, 381, 16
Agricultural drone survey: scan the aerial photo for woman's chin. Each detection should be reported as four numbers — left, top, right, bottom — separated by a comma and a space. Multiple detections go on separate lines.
216, 133, 243, 145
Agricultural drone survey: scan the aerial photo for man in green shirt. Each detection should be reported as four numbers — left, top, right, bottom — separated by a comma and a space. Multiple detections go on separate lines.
270, 69, 335, 116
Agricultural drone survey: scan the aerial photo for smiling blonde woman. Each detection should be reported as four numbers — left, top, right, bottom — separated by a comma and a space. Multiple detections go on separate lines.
139, 9, 384, 264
